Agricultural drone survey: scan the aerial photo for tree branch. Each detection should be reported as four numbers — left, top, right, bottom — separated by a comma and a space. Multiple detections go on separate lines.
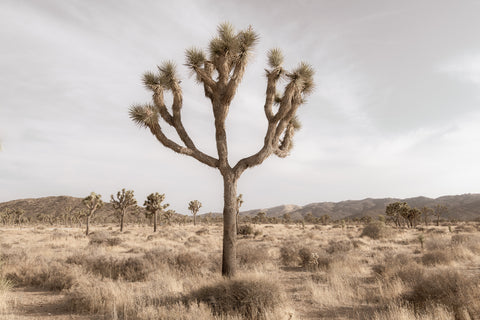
148, 122, 219, 168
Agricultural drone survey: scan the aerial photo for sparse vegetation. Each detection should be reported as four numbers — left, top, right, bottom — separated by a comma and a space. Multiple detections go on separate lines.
0, 217, 479, 319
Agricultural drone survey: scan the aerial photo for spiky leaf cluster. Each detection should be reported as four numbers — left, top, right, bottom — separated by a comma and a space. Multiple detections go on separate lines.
208, 23, 259, 66
129, 104, 158, 128
185, 47, 206, 69
267, 48, 284, 69
288, 62, 315, 95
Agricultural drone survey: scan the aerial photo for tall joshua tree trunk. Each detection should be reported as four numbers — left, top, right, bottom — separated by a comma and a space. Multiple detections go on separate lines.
222, 173, 238, 276
153, 210, 157, 232
85, 215, 90, 236
120, 209, 125, 232
130, 23, 314, 277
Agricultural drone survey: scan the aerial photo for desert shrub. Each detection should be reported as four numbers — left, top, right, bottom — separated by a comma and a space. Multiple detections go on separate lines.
174, 251, 208, 274
326, 240, 353, 254
237, 244, 269, 267
360, 222, 389, 239
253, 230, 262, 238
403, 268, 480, 319
279, 245, 301, 267
454, 225, 477, 233
88, 231, 123, 246
421, 249, 454, 266
67, 254, 151, 281
6, 259, 74, 291
190, 277, 284, 320
373, 253, 423, 284
424, 236, 450, 250
237, 224, 254, 236
451, 234, 472, 245
299, 247, 331, 271
195, 228, 209, 235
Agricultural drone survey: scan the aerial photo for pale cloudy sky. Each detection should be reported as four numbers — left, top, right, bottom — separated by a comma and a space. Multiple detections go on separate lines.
1, 0, 480, 213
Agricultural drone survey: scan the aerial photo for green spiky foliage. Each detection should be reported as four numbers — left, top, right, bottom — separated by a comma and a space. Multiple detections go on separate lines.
129, 23, 314, 277
82, 192, 104, 235
144, 193, 169, 232
188, 200, 202, 226
110, 188, 137, 232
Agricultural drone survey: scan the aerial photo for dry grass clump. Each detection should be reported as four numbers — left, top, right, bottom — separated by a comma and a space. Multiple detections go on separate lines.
421, 249, 454, 266
67, 252, 151, 281
326, 239, 353, 254
189, 277, 285, 320
279, 243, 331, 270
237, 224, 255, 236
88, 231, 123, 246
372, 303, 454, 320
5, 258, 74, 291
403, 268, 480, 319
236, 243, 270, 268
0, 259, 12, 315
279, 244, 301, 267
360, 222, 390, 239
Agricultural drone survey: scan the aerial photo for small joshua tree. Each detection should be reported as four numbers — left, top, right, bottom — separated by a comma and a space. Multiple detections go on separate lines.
164, 209, 175, 225
420, 206, 433, 226
188, 200, 202, 226
144, 193, 169, 232
110, 188, 137, 232
129, 23, 314, 277
82, 192, 104, 235
236, 194, 244, 230
433, 204, 448, 226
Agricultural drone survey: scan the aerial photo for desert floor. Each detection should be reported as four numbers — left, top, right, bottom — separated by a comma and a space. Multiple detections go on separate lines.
1, 222, 479, 320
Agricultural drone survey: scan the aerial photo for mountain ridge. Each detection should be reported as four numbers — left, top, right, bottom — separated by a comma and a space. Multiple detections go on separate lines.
1, 193, 479, 221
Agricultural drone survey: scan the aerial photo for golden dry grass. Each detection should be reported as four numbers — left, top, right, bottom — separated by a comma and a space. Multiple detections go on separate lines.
0, 222, 479, 319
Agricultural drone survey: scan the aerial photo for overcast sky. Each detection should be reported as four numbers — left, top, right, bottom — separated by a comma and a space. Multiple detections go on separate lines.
1, 0, 480, 214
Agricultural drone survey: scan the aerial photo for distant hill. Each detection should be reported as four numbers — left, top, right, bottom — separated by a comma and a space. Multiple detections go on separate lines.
238, 194, 480, 221
0, 195, 134, 223
1, 193, 480, 222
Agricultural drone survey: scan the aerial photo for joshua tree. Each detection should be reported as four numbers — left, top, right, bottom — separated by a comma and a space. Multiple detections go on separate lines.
188, 200, 202, 226
144, 192, 169, 232
236, 194, 244, 230
129, 23, 314, 277
256, 211, 266, 224
164, 209, 175, 225
110, 188, 137, 232
385, 202, 410, 227
82, 192, 104, 235
433, 204, 448, 226
420, 206, 433, 226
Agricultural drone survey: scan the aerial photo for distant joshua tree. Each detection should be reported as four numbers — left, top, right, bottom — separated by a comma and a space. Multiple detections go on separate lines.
433, 204, 448, 226
236, 194, 244, 230
188, 200, 202, 226
82, 192, 104, 235
129, 23, 314, 277
282, 213, 291, 224
420, 206, 433, 226
144, 193, 169, 232
110, 188, 137, 232
164, 209, 175, 225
